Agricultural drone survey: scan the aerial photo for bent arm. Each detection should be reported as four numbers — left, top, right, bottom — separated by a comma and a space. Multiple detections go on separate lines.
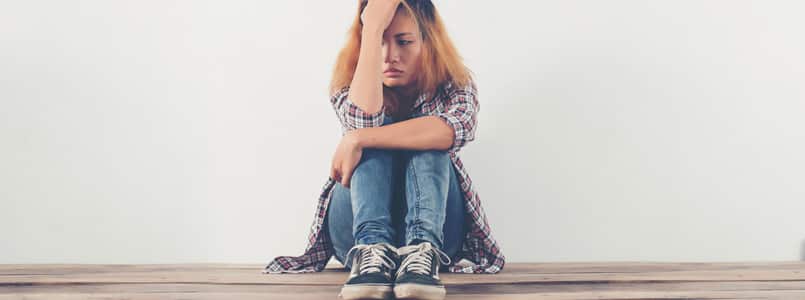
354, 115, 454, 151
354, 82, 480, 152
348, 28, 385, 115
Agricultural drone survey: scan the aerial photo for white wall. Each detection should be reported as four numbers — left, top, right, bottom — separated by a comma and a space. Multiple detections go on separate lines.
1, 0, 803, 264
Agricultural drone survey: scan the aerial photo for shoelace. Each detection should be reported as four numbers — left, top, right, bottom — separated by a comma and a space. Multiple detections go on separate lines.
396, 242, 451, 278
345, 243, 398, 275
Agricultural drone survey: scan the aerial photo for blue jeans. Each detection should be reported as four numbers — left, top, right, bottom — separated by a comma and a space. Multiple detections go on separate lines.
326, 114, 466, 269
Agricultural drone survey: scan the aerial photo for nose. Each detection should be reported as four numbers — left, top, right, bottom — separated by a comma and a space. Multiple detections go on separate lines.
383, 42, 399, 64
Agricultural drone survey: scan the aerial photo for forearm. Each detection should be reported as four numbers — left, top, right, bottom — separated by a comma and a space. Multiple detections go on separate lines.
348, 28, 385, 115
354, 115, 454, 151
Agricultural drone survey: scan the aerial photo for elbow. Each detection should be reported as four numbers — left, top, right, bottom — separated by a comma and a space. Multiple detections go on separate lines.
441, 129, 455, 151
357, 104, 383, 116
347, 96, 383, 116
340, 97, 385, 130
438, 131, 456, 151
445, 125, 476, 152
344, 114, 385, 130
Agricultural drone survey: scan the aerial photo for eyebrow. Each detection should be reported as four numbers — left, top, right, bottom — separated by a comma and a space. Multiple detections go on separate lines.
394, 32, 413, 38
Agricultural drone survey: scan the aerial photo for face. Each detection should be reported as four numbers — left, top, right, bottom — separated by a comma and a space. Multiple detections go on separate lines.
381, 9, 422, 90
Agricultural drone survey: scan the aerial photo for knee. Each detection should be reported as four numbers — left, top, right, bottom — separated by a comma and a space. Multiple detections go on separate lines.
354, 148, 395, 173
348, 148, 396, 184
405, 150, 451, 181
408, 150, 450, 167
360, 148, 395, 163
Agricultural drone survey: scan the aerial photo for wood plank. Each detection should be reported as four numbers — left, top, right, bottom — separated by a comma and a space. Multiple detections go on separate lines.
2, 290, 805, 300
4, 281, 805, 293
1, 262, 804, 299
3, 262, 805, 285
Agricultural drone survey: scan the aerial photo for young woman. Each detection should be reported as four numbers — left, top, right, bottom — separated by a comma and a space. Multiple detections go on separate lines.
264, 1, 505, 299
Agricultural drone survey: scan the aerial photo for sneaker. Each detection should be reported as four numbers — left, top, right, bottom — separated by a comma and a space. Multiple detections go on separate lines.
393, 241, 452, 300
339, 243, 398, 300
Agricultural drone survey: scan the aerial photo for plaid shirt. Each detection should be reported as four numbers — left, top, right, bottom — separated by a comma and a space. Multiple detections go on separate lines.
263, 80, 505, 274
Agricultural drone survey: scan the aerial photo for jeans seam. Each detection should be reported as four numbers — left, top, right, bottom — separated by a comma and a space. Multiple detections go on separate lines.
408, 152, 423, 243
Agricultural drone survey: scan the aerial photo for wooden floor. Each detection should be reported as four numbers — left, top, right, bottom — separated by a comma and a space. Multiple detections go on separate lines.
2, 262, 805, 299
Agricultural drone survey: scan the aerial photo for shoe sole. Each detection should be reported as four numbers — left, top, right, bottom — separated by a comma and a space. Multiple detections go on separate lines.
393, 283, 446, 300
339, 284, 393, 300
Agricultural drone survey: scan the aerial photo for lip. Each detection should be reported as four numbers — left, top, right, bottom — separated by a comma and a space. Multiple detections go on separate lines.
383, 68, 403, 74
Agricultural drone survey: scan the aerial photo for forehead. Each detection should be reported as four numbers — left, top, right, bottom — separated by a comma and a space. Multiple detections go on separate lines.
384, 9, 418, 38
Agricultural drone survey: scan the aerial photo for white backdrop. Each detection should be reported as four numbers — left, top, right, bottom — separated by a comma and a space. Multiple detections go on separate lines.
2, 0, 804, 264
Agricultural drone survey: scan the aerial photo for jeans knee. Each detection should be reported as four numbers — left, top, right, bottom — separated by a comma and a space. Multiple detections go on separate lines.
408, 150, 450, 167
352, 148, 395, 176
361, 148, 395, 162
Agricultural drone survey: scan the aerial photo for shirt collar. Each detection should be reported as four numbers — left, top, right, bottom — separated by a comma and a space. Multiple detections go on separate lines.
411, 81, 450, 111
412, 91, 429, 111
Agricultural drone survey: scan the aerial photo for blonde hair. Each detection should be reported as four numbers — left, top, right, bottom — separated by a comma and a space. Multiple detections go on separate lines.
329, 0, 474, 116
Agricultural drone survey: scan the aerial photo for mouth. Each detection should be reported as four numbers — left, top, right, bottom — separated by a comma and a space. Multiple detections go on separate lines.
384, 68, 403, 77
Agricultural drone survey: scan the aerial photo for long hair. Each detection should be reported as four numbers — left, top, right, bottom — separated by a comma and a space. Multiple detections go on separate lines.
329, 0, 474, 116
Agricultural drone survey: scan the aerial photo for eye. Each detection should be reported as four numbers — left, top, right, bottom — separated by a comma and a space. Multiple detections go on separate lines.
398, 40, 412, 46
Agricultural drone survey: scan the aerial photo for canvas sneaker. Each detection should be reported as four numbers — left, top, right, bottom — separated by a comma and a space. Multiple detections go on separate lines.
393, 241, 452, 300
339, 242, 399, 300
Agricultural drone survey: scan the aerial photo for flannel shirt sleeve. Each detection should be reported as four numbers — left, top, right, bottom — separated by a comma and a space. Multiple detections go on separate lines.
330, 86, 385, 131
435, 81, 480, 153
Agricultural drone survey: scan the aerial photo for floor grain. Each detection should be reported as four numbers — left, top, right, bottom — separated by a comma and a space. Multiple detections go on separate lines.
1, 262, 804, 299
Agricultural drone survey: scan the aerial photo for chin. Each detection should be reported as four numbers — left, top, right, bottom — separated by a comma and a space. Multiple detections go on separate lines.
383, 78, 411, 87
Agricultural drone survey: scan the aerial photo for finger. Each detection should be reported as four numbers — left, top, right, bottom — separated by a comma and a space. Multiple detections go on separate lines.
331, 153, 342, 181
342, 166, 354, 189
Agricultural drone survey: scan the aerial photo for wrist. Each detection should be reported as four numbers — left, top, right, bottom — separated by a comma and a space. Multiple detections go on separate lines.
361, 27, 384, 40
346, 129, 365, 149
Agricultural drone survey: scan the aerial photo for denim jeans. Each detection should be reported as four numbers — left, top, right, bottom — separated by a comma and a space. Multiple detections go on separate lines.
326, 114, 466, 269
